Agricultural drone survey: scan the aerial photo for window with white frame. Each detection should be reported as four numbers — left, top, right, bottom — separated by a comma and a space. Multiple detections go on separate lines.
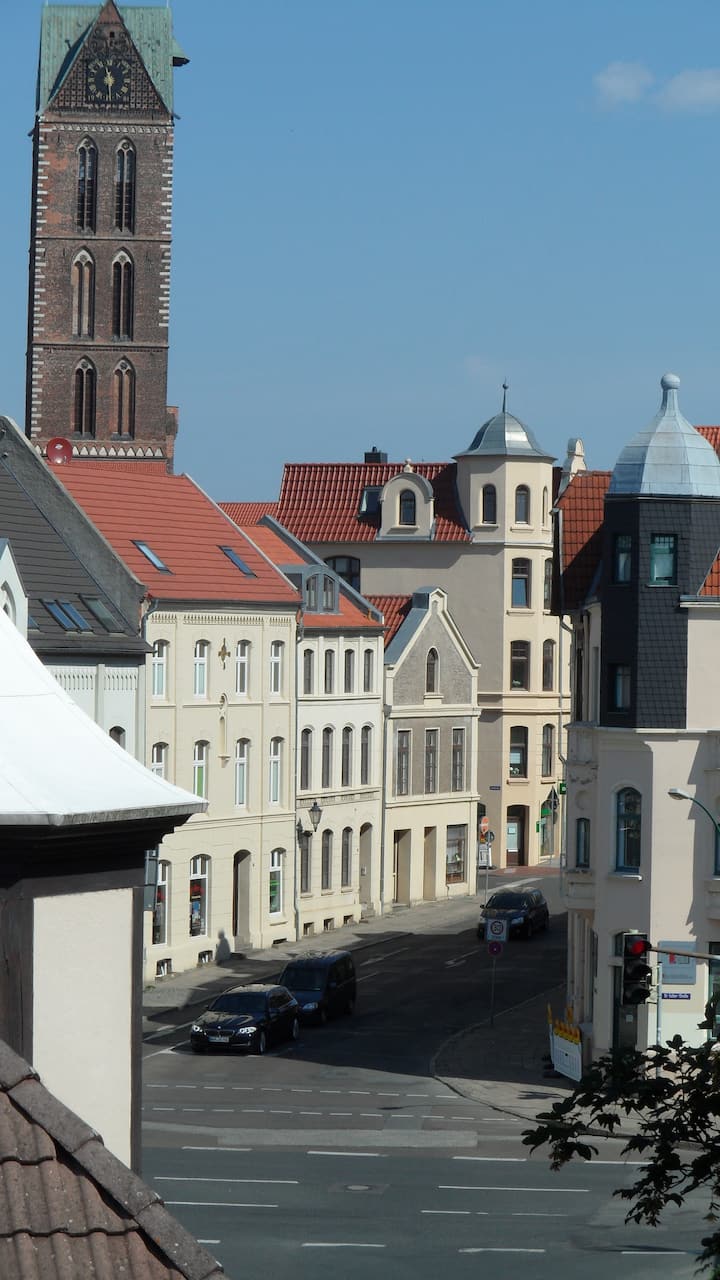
341, 726, 353, 787
511, 558, 531, 608
300, 727, 312, 791
305, 575, 318, 610
269, 737, 283, 804
152, 640, 168, 697
152, 860, 170, 945
234, 738, 249, 806
616, 787, 641, 871
541, 723, 554, 777
189, 854, 210, 936
270, 640, 284, 695
324, 649, 335, 694
363, 648, 374, 693
303, 648, 314, 695
514, 484, 530, 524
542, 639, 555, 691
544, 558, 553, 610
300, 833, 311, 894
482, 484, 496, 524
193, 640, 209, 698
151, 742, 167, 778
322, 727, 334, 788
576, 817, 590, 869
424, 729, 438, 793
193, 741, 209, 798
396, 729, 410, 796
509, 726, 527, 777
446, 824, 467, 884
341, 827, 352, 887
322, 576, 336, 610
269, 848, 284, 915
344, 649, 355, 694
451, 728, 465, 791
321, 830, 333, 890
235, 640, 250, 694
360, 725, 372, 785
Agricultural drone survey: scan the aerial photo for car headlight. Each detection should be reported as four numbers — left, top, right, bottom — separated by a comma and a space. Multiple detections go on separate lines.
235, 1026, 255, 1035
511, 917, 523, 925
190, 1024, 202, 1034
303, 1001, 318, 1011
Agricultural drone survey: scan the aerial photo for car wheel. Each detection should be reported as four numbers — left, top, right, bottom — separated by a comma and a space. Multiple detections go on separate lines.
291, 1017, 300, 1041
256, 1030, 267, 1056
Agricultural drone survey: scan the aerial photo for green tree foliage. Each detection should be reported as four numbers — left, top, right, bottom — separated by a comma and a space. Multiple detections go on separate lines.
523, 1002, 720, 1274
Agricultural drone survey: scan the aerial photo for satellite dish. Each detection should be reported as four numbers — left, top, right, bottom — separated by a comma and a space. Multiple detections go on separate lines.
46, 437, 73, 466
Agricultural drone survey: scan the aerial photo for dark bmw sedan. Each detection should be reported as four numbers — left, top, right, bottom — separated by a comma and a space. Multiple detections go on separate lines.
189, 984, 299, 1055
477, 888, 549, 940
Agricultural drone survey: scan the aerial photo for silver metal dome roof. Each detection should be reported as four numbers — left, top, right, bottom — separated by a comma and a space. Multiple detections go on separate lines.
609, 373, 720, 498
457, 384, 552, 460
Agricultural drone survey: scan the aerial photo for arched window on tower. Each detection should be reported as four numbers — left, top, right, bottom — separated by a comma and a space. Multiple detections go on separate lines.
482, 484, 497, 524
73, 360, 96, 436
112, 253, 134, 339
76, 139, 97, 232
113, 360, 135, 436
115, 140, 136, 233
71, 251, 94, 337
399, 489, 416, 526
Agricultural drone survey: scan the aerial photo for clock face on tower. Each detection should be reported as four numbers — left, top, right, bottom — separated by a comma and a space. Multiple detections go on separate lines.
86, 56, 131, 105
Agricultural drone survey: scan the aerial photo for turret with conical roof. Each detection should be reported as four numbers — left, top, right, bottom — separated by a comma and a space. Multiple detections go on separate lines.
609, 373, 720, 498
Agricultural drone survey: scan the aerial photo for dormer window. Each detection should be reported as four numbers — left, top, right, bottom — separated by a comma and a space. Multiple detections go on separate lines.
306, 575, 318, 610
399, 489, 416, 526
358, 486, 382, 517
322, 575, 336, 610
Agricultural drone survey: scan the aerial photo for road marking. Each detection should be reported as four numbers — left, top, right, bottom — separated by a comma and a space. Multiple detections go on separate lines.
156, 1177, 298, 1185
182, 1108, 203, 1113
360, 947, 409, 965
197, 1240, 220, 1245
453, 1156, 526, 1162
147, 1084, 168, 1088
152, 1107, 175, 1112
166, 1200, 278, 1209
212, 1109, 234, 1113
232, 1086, 253, 1091
183, 1147, 251, 1152
512, 1212, 567, 1217
348, 1090, 370, 1095
308, 1151, 385, 1158
422, 1210, 470, 1216
593, 1160, 650, 1166
439, 1185, 589, 1193
291, 1088, 312, 1093
204, 1086, 223, 1091
445, 949, 479, 968
261, 1087, 282, 1092
377, 1092, 399, 1097
242, 1109, 264, 1113
270, 1109, 293, 1115
330, 1112, 353, 1117
460, 1248, 545, 1254
301, 1243, 385, 1249
406, 1093, 428, 1098
177, 1085, 197, 1090
621, 1252, 687, 1257
318, 1089, 342, 1094
300, 1111, 322, 1116
361, 1113, 382, 1118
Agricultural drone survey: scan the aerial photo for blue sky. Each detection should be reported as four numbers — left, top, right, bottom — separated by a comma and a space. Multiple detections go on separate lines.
1, 1, 720, 499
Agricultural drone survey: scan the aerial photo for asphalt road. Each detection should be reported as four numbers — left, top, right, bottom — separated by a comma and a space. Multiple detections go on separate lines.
141, 876, 706, 1278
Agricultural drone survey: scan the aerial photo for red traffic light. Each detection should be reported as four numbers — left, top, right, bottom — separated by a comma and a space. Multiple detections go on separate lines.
624, 936, 651, 957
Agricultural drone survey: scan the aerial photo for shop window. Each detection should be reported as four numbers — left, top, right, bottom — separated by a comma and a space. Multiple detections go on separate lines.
153, 861, 171, 946
269, 849, 283, 915
446, 824, 467, 884
189, 854, 210, 936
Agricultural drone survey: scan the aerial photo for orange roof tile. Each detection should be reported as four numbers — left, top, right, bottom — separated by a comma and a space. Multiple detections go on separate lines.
259, 462, 469, 544
699, 555, 720, 597
241, 522, 384, 633
556, 471, 612, 611
697, 426, 720, 452
58, 465, 298, 606
221, 500, 278, 525
367, 594, 413, 647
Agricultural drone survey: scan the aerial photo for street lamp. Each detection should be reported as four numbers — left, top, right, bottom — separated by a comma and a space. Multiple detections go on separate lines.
668, 787, 720, 834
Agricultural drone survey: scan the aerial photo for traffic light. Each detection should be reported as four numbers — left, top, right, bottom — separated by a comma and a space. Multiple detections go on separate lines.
622, 933, 653, 1005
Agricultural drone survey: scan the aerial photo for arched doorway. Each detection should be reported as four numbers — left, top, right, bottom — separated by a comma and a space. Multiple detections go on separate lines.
232, 850, 252, 948
506, 806, 527, 867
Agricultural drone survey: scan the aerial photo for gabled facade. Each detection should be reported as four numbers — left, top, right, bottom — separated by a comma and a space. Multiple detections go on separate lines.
373, 588, 481, 903
558, 374, 720, 1060
241, 518, 386, 930
26, 2, 188, 463
223, 400, 569, 869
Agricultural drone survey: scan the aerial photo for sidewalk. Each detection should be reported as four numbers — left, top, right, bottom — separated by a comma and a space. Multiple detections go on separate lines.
143, 875, 573, 1127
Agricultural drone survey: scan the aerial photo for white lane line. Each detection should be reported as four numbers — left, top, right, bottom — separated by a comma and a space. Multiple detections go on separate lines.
147, 1084, 169, 1088
422, 1210, 470, 1216
203, 1086, 224, 1091
212, 1109, 234, 1113
177, 1085, 197, 1090
308, 1151, 385, 1158
330, 1112, 353, 1117
460, 1248, 545, 1254
197, 1240, 220, 1245
377, 1092, 399, 1097
152, 1107, 175, 1112
166, 1200, 278, 1209
593, 1160, 650, 1166
242, 1109, 264, 1114
439, 1185, 589, 1193
270, 1110, 293, 1115
300, 1111, 322, 1116
261, 1087, 281, 1092
445, 949, 480, 967
360, 1113, 382, 1118
183, 1147, 251, 1152
318, 1089, 342, 1094
291, 1088, 312, 1093
301, 1243, 385, 1249
406, 1093, 428, 1098
621, 1252, 687, 1257
232, 1087, 253, 1092
454, 1157, 526, 1163
156, 1177, 298, 1185
182, 1108, 204, 1113
348, 1091, 370, 1095
512, 1212, 567, 1218
360, 947, 409, 965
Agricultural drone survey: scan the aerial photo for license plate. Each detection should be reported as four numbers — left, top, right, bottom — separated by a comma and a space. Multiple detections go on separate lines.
208, 1035, 229, 1044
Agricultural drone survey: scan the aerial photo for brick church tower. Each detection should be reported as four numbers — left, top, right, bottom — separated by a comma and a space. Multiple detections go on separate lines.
25, 2, 188, 468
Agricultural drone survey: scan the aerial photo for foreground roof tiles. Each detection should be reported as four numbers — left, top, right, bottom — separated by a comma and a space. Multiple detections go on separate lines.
227, 462, 470, 544
59, 467, 298, 606
556, 471, 611, 611
223, 501, 279, 526
0, 1040, 225, 1280
367, 595, 413, 647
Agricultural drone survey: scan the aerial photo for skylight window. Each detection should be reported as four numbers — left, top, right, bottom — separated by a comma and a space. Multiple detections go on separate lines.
132, 540, 171, 573
83, 596, 120, 632
27, 614, 39, 630
358, 486, 382, 517
42, 599, 90, 631
219, 546, 256, 577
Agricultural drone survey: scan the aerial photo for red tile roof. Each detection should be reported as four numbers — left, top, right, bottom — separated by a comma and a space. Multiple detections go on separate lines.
221, 501, 278, 525
251, 462, 470, 544
367, 595, 413, 647
58, 466, 298, 606
556, 471, 612, 611
700, 558, 720, 597
238, 523, 384, 633
697, 426, 720, 451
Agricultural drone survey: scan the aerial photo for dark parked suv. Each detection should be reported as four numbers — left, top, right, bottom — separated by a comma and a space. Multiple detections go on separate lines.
279, 951, 356, 1023
477, 888, 550, 940
189, 984, 299, 1054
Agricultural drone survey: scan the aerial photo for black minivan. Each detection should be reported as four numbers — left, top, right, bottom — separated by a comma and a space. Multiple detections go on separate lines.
279, 951, 356, 1024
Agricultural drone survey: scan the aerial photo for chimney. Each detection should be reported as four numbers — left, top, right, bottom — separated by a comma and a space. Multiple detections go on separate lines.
364, 446, 388, 463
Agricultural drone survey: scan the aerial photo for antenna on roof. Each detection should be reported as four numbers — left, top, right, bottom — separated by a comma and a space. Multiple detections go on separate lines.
502, 380, 509, 413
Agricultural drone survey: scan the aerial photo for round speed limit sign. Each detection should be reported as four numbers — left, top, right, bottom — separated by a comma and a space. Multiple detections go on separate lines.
487, 918, 508, 942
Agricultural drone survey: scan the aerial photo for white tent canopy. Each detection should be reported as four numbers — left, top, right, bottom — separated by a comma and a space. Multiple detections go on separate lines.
0, 606, 203, 826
